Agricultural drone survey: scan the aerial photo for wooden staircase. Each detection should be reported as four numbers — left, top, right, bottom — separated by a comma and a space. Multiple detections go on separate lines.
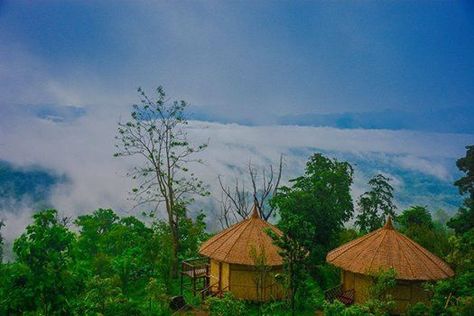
325, 284, 355, 306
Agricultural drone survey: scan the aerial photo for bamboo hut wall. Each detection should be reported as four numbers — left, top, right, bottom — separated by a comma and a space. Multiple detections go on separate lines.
342, 271, 431, 314
222, 262, 230, 290
229, 264, 284, 301
352, 272, 372, 303
210, 259, 230, 292
210, 259, 220, 291
390, 281, 430, 314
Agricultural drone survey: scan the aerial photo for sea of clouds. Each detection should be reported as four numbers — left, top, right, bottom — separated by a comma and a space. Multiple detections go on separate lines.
1, 103, 472, 252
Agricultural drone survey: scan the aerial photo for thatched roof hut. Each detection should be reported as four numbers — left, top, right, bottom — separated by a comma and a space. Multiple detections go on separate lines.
326, 217, 454, 314
198, 206, 284, 301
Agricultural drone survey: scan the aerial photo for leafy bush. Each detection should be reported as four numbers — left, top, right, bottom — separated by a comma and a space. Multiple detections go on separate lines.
314, 263, 340, 291
323, 269, 396, 316
261, 300, 288, 315
299, 277, 325, 310
405, 302, 430, 316
206, 292, 247, 316
429, 271, 474, 316
323, 300, 370, 316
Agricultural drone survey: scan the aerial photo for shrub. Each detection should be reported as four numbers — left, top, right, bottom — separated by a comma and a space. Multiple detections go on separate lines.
299, 277, 325, 310
206, 292, 247, 316
405, 302, 430, 316
323, 300, 370, 316
261, 300, 288, 315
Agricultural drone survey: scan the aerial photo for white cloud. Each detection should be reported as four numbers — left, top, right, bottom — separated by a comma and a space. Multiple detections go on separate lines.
1, 112, 471, 215
391, 155, 451, 181
0, 103, 471, 256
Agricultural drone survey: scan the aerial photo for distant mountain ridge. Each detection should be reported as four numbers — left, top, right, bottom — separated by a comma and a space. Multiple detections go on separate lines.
0, 104, 86, 123
0, 160, 66, 212
277, 106, 474, 134
3, 103, 472, 134
189, 106, 474, 134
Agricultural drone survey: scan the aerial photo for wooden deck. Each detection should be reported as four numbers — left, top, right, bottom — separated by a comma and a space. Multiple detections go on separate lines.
180, 257, 210, 296
182, 267, 208, 278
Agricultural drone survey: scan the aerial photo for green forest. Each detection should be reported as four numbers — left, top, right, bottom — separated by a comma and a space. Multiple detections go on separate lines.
0, 88, 473, 316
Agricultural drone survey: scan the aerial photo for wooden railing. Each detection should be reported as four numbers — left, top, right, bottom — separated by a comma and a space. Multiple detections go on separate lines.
325, 284, 355, 306
181, 257, 210, 277
180, 257, 210, 296
200, 282, 230, 300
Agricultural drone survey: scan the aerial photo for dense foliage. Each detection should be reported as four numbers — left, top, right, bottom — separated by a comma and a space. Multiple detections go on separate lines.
272, 153, 354, 267
396, 206, 451, 258
0, 208, 206, 315
356, 174, 396, 233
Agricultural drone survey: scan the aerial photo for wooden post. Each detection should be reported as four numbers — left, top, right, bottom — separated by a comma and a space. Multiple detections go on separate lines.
218, 262, 223, 293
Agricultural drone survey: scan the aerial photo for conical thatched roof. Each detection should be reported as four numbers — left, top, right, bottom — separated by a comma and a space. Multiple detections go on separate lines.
326, 217, 454, 281
199, 206, 283, 266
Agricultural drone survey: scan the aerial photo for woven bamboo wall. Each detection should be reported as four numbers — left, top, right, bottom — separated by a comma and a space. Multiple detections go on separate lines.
342, 271, 430, 314
229, 264, 284, 301
210, 259, 229, 292
342, 271, 371, 303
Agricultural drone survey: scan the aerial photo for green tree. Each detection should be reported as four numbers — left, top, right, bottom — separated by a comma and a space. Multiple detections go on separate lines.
429, 270, 474, 316
356, 174, 396, 233
145, 277, 168, 314
272, 153, 354, 265
114, 86, 208, 275
396, 206, 450, 257
176, 207, 209, 260
448, 145, 474, 234
148, 206, 208, 287
0, 262, 36, 314
13, 209, 77, 315
426, 146, 474, 316
75, 209, 162, 293
75, 275, 143, 316
446, 229, 474, 274
397, 205, 433, 229
268, 218, 309, 316
74, 208, 119, 260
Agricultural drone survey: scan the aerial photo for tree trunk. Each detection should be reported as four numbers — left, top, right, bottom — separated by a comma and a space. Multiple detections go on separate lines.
170, 225, 179, 277
166, 209, 179, 278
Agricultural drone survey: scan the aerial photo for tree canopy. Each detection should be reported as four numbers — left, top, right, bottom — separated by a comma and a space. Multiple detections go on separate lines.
271, 153, 354, 266
355, 174, 396, 233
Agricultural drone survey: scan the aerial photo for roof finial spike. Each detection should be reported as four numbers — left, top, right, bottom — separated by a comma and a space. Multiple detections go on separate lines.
384, 216, 394, 230
251, 203, 260, 219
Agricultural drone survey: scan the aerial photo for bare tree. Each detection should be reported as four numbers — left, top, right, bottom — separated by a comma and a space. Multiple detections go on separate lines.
217, 156, 283, 227
114, 86, 208, 275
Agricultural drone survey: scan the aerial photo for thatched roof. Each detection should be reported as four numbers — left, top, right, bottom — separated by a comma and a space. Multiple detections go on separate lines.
199, 206, 283, 266
326, 217, 454, 280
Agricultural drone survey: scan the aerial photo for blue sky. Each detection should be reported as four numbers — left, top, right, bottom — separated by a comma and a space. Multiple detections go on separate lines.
0, 1, 473, 241
1, 1, 473, 127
